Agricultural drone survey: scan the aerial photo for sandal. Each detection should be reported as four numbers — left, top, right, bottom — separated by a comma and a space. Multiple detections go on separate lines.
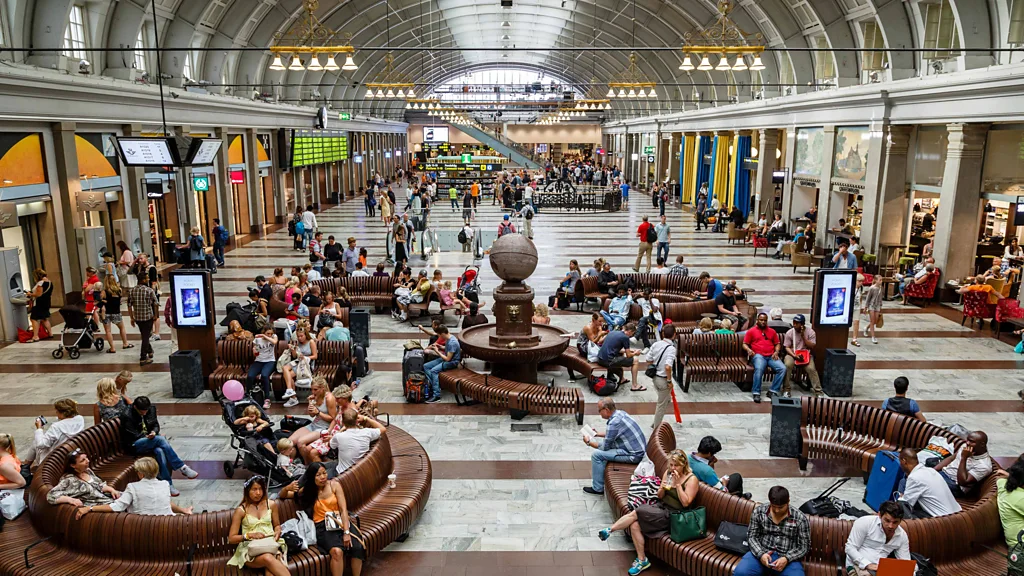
106, 348, 116, 354
29, 337, 39, 343
630, 386, 648, 392
851, 339, 861, 347
124, 343, 135, 349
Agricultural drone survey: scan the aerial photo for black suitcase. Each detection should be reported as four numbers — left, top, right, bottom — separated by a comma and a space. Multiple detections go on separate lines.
799, 477, 850, 518
206, 254, 218, 273
402, 349, 425, 384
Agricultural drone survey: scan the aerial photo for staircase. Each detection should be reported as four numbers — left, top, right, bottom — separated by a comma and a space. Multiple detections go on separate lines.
455, 124, 542, 170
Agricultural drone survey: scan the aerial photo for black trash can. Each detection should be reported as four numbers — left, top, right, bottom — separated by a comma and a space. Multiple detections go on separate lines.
349, 307, 371, 350
823, 348, 856, 397
769, 396, 802, 458
170, 350, 205, 399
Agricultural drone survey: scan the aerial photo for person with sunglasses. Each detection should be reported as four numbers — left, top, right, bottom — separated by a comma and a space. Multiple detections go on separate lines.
227, 475, 288, 575
46, 449, 119, 507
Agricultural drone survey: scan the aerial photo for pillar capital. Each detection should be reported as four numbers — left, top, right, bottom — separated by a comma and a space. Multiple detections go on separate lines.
946, 123, 990, 159
885, 125, 913, 155
735, 129, 753, 137
714, 130, 732, 137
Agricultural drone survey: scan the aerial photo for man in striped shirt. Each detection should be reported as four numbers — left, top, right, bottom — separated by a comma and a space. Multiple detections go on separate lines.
583, 398, 646, 495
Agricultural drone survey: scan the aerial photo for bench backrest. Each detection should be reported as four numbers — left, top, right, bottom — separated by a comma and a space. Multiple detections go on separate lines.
676, 333, 747, 360
801, 397, 963, 453
216, 339, 351, 369
336, 275, 395, 295
662, 299, 717, 323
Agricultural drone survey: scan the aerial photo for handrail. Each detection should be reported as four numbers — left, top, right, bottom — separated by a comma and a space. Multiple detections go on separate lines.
24, 534, 61, 569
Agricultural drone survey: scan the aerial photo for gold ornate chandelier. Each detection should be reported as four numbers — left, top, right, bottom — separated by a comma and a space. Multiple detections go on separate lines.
363, 53, 417, 99
606, 53, 658, 98
268, 0, 357, 72
679, 0, 765, 72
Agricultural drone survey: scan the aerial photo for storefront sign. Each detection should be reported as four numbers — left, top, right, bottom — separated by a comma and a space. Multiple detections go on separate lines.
796, 179, 818, 188
385, 152, 392, 159
643, 145, 656, 155
596, 147, 604, 155
229, 170, 245, 184
0, 202, 18, 228
834, 184, 861, 194
77, 191, 107, 212
338, 112, 352, 121
192, 175, 210, 192
354, 155, 363, 164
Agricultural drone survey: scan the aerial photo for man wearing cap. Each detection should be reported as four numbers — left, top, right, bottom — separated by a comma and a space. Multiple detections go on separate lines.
742, 313, 786, 403
498, 214, 516, 237
714, 283, 747, 331
782, 315, 822, 398
342, 237, 359, 276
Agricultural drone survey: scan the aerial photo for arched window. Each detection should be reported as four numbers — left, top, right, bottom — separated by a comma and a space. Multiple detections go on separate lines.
63, 5, 87, 60
430, 68, 581, 104
134, 30, 147, 72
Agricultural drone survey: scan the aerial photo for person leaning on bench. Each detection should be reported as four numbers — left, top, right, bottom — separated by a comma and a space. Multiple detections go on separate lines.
734, 486, 810, 576
582, 398, 646, 495
843, 500, 911, 576
934, 430, 993, 498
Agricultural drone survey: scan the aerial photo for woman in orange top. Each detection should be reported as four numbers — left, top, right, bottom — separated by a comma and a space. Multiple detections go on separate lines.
0, 433, 26, 491
282, 462, 365, 576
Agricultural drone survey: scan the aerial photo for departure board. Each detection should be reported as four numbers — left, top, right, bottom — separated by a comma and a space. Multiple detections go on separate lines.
291, 130, 349, 167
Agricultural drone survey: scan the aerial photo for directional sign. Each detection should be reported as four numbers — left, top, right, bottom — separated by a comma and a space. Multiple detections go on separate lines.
460, 153, 472, 163
192, 175, 210, 192
338, 112, 352, 121
643, 145, 656, 155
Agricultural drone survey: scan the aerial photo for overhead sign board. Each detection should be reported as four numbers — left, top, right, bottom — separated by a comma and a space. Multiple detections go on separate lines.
114, 137, 179, 167
187, 139, 222, 166
420, 162, 500, 172
291, 130, 349, 168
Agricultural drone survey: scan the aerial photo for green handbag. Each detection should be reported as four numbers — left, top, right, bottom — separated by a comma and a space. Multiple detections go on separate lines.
669, 506, 707, 543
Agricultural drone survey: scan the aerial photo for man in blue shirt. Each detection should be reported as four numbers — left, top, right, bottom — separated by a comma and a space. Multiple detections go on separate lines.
620, 180, 631, 208
880, 376, 926, 422
600, 287, 633, 329
702, 272, 724, 300
688, 436, 750, 498
583, 398, 646, 495
597, 322, 643, 391
423, 325, 461, 403
211, 218, 228, 267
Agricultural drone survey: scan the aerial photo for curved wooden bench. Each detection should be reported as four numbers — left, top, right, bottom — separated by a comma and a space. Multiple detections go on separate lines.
674, 333, 782, 393
661, 298, 718, 328
439, 367, 584, 424
573, 273, 707, 311
209, 339, 351, 399
603, 421, 1006, 576
269, 276, 391, 319
544, 347, 623, 382
10, 418, 430, 575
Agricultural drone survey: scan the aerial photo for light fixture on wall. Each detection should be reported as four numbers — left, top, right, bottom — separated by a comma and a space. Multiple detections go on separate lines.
267, 0, 357, 73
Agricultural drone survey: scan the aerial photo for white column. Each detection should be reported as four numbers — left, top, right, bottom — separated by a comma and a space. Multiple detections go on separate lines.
933, 123, 990, 281
814, 126, 838, 251
861, 125, 911, 253
754, 128, 780, 219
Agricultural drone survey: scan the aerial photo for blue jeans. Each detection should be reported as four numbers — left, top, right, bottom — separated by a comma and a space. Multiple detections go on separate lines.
132, 436, 185, 485
600, 311, 626, 329
213, 243, 225, 265
424, 358, 458, 399
657, 242, 670, 263
751, 354, 787, 395
591, 445, 642, 492
246, 360, 276, 396
303, 230, 313, 249
734, 552, 805, 576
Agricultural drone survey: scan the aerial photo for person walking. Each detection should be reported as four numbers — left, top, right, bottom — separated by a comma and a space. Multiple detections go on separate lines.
301, 205, 317, 249
646, 324, 676, 429
634, 216, 655, 273
696, 190, 708, 230
127, 272, 158, 366
520, 202, 535, 240
449, 185, 459, 211
211, 218, 228, 267
655, 214, 671, 264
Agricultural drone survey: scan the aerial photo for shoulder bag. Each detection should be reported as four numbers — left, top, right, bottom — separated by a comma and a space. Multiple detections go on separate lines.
713, 521, 750, 555
645, 344, 670, 379
668, 474, 706, 543
245, 537, 282, 561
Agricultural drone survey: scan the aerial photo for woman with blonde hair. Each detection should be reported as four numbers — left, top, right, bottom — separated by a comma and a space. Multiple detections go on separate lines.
0, 433, 24, 491
532, 303, 551, 325
596, 450, 699, 575
96, 377, 131, 422
29, 268, 53, 342
693, 317, 715, 334
75, 457, 193, 517
100, 275, 132, 354
287, 377, 337, 456
185, 226, 206, 269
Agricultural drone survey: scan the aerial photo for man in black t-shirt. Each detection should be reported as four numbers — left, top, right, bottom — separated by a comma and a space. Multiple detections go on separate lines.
301, 284, 323, 309
254, 275, 273, 302
323, 235, 342, 262
714, 283, 747, 331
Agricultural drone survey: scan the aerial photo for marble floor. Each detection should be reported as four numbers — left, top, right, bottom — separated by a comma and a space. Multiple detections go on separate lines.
2, 189, 1023, 574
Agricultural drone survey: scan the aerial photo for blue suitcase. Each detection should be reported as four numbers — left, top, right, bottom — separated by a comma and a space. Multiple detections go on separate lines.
865, 450, 904, 511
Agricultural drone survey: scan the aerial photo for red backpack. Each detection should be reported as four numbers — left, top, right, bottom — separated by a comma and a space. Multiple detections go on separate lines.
404, 374, 427, 403
588, 374, 619, 396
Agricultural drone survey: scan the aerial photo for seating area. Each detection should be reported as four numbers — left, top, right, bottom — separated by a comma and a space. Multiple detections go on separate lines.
604, 420, 1007, 576
572, 273, 707, 310
438, 367, 585, 424
674, 333, 779, 393
209, 339, 352, 399
1, 418, 430, 575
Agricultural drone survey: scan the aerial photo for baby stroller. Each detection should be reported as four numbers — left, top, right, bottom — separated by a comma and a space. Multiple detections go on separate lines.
52, 296, 102, 360
457, 265, 481, 304
220, 396, 291, 488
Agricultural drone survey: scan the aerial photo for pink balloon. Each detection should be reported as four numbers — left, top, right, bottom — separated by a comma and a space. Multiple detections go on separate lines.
222, 380, 245, 401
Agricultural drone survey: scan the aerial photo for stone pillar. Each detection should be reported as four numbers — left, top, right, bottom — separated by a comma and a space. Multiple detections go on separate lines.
121, 123, 154, 257
245, 128, 264, 233
668, 133, 682, 195
781, 129, 798, 222
861, 125, 911, 253
50, 122, 85, 285
933, 123, 990, 281
754, 129, 780, 219
214, 127, 236, 239
814, 126, 838, 251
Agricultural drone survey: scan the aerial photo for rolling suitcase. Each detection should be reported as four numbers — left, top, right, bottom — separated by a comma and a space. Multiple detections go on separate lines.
865, 450, 904, 511
402, 348, 425, 384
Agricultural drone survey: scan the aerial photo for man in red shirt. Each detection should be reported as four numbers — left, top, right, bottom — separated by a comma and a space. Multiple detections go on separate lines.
742, 312, 787, 403
634, 216, 654, 273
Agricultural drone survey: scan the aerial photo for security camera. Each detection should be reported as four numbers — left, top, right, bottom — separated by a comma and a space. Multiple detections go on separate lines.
78, 59, 91, 74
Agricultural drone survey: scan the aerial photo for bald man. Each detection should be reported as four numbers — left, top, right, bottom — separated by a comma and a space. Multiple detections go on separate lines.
934, 430, 993, 497
898, 447, 962, 518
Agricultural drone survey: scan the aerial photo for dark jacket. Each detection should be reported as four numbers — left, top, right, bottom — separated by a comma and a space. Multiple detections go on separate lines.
598, 270, 618, 293
120, 406, 161, 450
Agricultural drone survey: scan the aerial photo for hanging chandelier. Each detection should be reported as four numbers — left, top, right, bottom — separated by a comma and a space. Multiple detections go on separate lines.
607, 53, 657, 98
363, 52, 417, 98
267, 0, 357, 72
678, 0, 765, 72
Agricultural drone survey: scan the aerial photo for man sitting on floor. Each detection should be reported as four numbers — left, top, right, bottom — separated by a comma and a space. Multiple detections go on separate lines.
597, 322, 643, 391
898, 447, 962, 518
423, 325, 461, 404
689, 436, 750, 499
934, 430, 993, 497
582, 398, 646, 495
734, 486, 810, 576
601, 286, 633, 329
844, 500, 911, 576
880, 376, 926, 422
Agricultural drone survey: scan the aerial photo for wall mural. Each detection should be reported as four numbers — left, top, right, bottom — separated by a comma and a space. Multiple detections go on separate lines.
75, 134, 119, 178
0, 133, 47, 186
833, 126, 870, 181
794, 127, 824, 177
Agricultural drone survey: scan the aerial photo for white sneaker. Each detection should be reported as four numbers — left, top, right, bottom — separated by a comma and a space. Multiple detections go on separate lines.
863, 328, 869, 337
871, 337, 878, 344
283, 397, 300, 408
640, 348, 650, 355
178, 464, 199, 479
281, 389, 296, 399
151, 334, 162, 341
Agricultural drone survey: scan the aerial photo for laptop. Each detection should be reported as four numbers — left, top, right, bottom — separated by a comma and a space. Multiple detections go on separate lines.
877, 558, 917, 576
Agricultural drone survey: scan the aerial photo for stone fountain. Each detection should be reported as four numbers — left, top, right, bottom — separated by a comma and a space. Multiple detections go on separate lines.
456, 234, 569, 383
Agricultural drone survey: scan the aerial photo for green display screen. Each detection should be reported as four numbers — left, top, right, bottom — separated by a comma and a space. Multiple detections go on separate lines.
291, 130, 349, 168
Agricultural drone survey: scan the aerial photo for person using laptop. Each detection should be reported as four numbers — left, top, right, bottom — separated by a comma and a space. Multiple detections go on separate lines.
844, 501, 912, 575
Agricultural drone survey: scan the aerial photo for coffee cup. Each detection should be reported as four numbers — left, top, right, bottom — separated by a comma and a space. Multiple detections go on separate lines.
387, 473, 397, 489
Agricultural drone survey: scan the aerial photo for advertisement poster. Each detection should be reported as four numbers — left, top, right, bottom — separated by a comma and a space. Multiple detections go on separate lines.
172, 273, 209, 328
794, 127, 824, 177
816, 270, 856, 326
833, 126, 870, 181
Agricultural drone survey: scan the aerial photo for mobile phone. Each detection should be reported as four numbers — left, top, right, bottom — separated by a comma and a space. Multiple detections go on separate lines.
37, 415, 48, 426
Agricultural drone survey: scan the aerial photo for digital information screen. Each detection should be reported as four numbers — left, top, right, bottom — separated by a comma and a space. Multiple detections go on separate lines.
291, 130, 349, 168
115, 137, 178, 166
423, 126, 449, 143
170, 271, 212, 328
813, 269, 857, 327
189, 139, 222, 166
420, 162, 501, 172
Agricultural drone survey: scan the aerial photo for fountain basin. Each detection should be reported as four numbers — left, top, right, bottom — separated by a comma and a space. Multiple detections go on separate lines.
457, 322, 570, 383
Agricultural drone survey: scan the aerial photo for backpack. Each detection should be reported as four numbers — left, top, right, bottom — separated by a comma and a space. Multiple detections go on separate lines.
295, 221, 305, 236
588, 373, 618, 396
217, 226, 229, 244
498, 222, 513, 237
525, 208, 533, 220
458, 229, 468, 244
189, 235, 203, 251
645, 225, 658, 244
404, 374, 427, 403
1008, 530, 1024, 576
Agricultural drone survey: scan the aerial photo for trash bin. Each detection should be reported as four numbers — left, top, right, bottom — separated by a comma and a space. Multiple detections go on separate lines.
823, 348, 856, 397
769, 396, 803, 458
170, 350, 205, 399
349, 307, 371, 350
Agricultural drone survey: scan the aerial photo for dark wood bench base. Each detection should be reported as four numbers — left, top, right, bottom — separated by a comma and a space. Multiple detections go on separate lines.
439, 367, 585, 424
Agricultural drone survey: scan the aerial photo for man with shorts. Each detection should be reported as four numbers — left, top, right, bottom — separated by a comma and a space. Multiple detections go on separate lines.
596, 322, 643, 391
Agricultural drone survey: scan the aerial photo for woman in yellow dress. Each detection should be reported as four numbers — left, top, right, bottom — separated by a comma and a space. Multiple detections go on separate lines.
379, 187, 392, 225
227, 475, 288, 575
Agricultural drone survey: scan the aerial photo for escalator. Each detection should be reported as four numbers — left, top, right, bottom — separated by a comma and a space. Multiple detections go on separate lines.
455, 124, 543, 170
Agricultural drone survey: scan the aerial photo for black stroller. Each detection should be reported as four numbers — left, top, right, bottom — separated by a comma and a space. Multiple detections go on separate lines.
220, 396, 291, 488
52, 294, 102, 360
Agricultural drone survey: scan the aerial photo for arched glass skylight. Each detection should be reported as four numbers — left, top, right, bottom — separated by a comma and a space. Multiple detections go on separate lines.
429, 68, 583, 104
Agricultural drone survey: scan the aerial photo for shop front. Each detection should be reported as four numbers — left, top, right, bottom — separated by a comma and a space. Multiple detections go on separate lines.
977, 126, 1024, 281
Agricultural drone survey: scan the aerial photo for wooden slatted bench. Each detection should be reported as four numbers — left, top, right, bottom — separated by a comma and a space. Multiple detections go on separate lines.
573, 273, 708, 312
675, 333, 781, 393
438, 367, 584, 424
269, 276, 393, 319
209, 339, 351, 400
6, 418, 431, 576
603, 422, 1007, 576
543, 347, 623, 382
